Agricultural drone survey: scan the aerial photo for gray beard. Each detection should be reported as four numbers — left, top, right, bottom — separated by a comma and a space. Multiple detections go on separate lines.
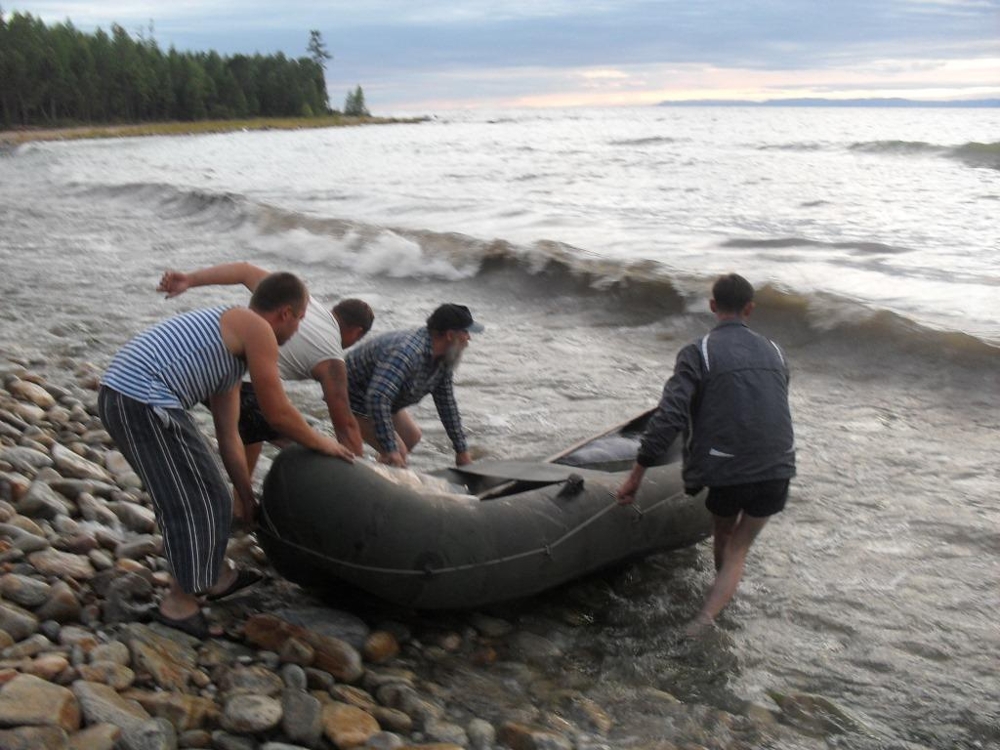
443, 343, 465, 368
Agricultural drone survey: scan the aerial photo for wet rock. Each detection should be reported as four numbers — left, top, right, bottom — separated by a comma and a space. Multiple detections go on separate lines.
399, 693, 445, 731
281, 688, 323, 747
370, 706, 412, 734
104, 451, 132, 476
0, 672, 82, 731
89, 640, 131, 665
767, 689, 876, 737
77, 661, 136, 690
102, 573, 155, 625
273, 606, 369, 649
210, 730, 257, 750
68, 722, 122, 750
51, 444, 113, 482
19, 479, 74, 519
364, 630, 401, 664
0, 601, 39, 641
7, 379, 57, 408
466, 718, 496, 750
424, 717, 468, 746
125, 689, 219, 731
72, 680, 151, 730
122, 623, 200, 692
1, 446, 53, 474
57, 626, 98, 654
106, 501, 156, 535
35, 580, 83, 623
360, 731, 405, 749
279, 663, 308, 690
509, 631, 563, 663
321, 701, 380, 749
278, 636, 315, 667
10, 401, 46, 424
331, 684, 377, 711
217, 663, 284, 698
115, 536, 161, 561
304, 667, 334, 691
244, 614, 364, 683
125, 717, 177, 750
77, 492, 121, 524
0, 572, 52, 607
469, 612, 514, 638
2, 631, 52, 658
88, 548, 115, 571
0, 725, 69, 749
564, 694, 612, 734
24, 652, 71, 681
221, 694, 283, 734
177, 728, 212, 748
28, 548, 96, 580
498, 721, 573, 750
0, 473, 30, 504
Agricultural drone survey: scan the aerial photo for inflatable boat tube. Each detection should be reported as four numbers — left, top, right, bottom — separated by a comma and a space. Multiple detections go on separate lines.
257, 410, 711, 610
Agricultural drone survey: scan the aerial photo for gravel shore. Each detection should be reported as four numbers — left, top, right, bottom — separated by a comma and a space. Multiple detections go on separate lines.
0, 355, 866, 750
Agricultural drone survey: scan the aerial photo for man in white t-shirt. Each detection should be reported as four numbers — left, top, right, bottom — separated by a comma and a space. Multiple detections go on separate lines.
158, 263, 374, 474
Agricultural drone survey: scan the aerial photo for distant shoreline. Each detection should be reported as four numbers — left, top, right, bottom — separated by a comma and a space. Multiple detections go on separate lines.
0, 114, 427, 148
657, 97, 1000, 108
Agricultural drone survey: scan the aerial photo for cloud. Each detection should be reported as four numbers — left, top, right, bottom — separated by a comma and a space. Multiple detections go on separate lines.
6, 0, 999, 108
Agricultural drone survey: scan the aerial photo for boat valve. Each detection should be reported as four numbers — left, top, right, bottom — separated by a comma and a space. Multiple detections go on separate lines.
557, 474, 585, 497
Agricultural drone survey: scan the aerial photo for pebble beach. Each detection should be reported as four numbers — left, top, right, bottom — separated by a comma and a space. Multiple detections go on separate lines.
0, 356, 870, 750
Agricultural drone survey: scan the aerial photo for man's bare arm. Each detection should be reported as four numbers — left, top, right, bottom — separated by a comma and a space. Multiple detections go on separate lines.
209, 386, 256, 525
312, 359, 365, 456
222, 308, 354, 461
158, 262, 271, 298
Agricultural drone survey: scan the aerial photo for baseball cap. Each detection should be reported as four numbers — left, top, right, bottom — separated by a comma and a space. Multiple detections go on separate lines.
426, 303, 484, 333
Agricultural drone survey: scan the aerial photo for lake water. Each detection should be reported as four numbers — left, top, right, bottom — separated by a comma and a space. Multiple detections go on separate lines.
1, 106, 997, 749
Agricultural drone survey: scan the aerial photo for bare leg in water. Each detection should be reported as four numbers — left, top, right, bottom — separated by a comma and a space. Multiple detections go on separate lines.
686, 512, 770, 637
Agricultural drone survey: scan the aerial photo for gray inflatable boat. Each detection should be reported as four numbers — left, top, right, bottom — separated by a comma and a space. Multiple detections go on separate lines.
257, 410, 711, 610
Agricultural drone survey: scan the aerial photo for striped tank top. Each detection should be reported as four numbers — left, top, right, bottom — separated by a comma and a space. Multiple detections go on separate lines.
102, 306, 246, 409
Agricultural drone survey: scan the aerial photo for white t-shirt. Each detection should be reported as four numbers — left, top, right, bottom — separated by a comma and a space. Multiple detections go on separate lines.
278, 296, 344, 381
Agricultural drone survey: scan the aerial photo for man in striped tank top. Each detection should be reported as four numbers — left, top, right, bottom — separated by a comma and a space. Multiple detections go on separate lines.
100, 272, 354, 638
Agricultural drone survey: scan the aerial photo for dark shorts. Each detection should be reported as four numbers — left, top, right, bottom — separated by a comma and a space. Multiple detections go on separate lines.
706, 478, 790, 519
238, 382, 281, 445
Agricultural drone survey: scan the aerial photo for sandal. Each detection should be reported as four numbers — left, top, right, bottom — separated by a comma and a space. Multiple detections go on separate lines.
205, 568, 263, 601
151, 608, 212, 639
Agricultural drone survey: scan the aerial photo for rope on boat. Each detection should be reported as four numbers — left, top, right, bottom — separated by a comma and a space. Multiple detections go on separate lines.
259, 489, 686, 578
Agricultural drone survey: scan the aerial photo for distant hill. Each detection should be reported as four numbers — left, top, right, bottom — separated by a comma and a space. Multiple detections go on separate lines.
657, 97, 1000, 108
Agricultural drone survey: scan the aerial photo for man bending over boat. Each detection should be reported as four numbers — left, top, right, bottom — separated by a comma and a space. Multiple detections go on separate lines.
616, 273, 796, 637
346, 303, 482, 467
100, 272, 354, 638
158, 262, 374, 474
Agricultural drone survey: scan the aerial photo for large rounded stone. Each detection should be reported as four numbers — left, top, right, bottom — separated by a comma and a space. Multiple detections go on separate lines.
0, 673, 81, 731
221, 694, 282, 734
321, 702, 380, 749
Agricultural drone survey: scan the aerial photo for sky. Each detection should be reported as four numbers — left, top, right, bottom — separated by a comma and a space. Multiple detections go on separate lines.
5, 1, 999, 113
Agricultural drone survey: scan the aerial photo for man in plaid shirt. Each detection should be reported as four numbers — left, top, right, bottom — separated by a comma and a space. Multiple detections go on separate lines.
346, 303, 483, 467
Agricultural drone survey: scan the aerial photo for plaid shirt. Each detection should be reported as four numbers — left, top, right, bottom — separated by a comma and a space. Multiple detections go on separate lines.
346, 327, 467, 455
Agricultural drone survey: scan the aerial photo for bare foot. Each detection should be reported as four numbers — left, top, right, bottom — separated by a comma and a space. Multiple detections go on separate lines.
203, 562, 237, 599
682, 613, 714, 639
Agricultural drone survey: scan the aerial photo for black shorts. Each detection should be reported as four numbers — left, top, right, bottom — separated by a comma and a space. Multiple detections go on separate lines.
706, 478, 790, 519
238, 382, 281, 445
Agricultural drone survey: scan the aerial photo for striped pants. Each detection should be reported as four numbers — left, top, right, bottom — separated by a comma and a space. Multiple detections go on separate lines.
98, 386, 231, 594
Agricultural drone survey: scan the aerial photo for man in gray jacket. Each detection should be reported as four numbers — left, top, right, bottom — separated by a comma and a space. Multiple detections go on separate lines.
617, 273, 796, 636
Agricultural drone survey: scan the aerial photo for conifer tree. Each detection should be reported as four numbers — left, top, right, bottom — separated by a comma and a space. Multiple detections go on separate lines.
344, 85, 370, 117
